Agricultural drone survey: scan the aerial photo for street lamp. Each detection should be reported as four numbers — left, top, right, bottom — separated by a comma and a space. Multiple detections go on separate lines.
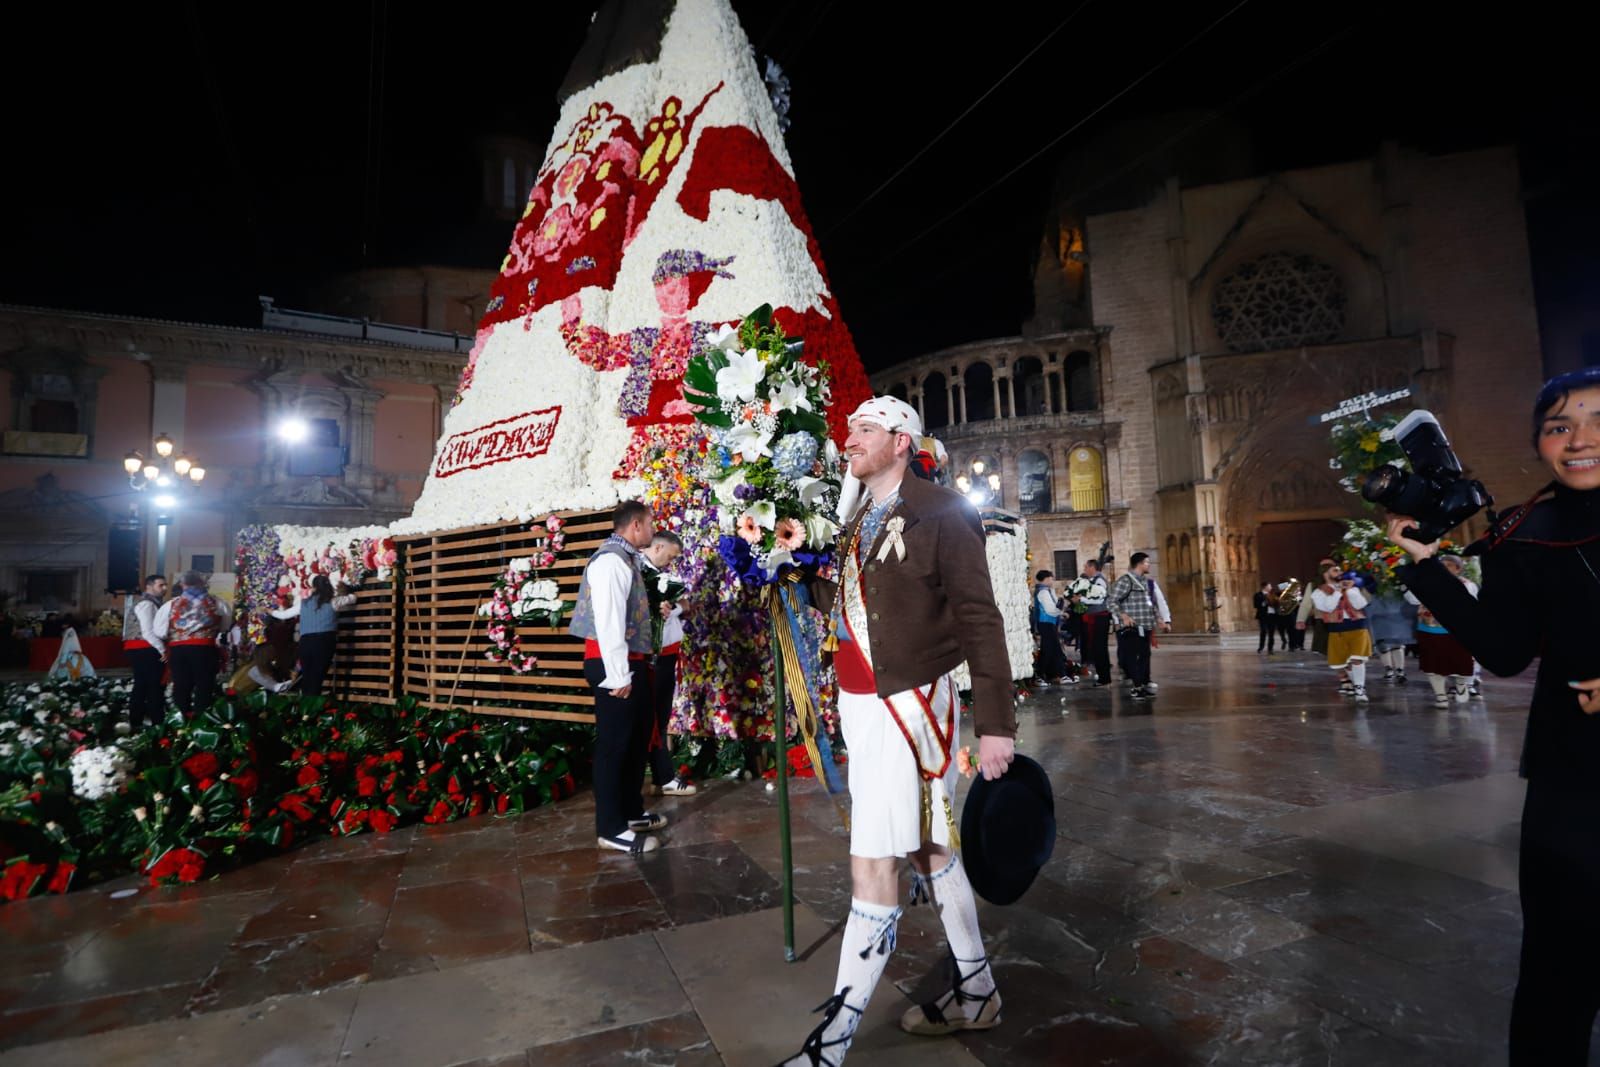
955, 459, 1002, 508
125, 432, 205, 576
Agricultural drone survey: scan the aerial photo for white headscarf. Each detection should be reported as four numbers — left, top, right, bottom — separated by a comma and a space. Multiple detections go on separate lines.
838, 396, 925, 521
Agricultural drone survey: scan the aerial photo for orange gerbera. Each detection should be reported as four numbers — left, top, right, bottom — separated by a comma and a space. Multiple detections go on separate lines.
736, 514, 763, 543
774, 516, 804, 550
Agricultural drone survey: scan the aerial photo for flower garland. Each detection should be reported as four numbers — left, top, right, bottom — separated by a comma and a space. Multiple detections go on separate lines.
478, 515, 567, 673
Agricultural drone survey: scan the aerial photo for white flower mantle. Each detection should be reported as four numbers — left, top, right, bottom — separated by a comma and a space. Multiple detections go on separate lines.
395, 0, 833, 536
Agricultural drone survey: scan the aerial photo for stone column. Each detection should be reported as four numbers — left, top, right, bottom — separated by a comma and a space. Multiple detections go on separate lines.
1005, 375, 1017, 419
991, 377, 1002, 422
947, 379, 958, 425
912, 386, 925, 425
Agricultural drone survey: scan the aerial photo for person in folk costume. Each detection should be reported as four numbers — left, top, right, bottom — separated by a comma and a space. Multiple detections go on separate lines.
639, 529, 696, 797
1295, 558, 1337, 657
1310, 560, 1373, 702
270, 574, 359, 697
121, 573, 169, 729
568, 500, 667, 854
47, 626, 96, 680
1069, 558, 1112, 685
1031, 570, 1070, 685
152, 570, 232, 717
1404, 554, 1479, 707
776, 397, 1016, 1067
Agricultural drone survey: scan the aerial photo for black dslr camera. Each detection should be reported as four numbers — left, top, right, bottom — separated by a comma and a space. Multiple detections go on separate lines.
1360, 410, 1492, 543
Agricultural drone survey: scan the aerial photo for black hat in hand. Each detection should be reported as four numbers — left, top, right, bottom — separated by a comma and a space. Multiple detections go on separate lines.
959, 753, 1056, 905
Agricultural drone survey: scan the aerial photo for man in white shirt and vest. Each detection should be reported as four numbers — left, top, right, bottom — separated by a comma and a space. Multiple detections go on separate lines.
777, 397, 1016, 1066
153, 570, 231, 718
568, 501, 668, 854
121, 573, 168, 729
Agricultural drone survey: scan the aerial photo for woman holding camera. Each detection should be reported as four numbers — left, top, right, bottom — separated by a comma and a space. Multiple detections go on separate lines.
1388, 367, 1600, 1065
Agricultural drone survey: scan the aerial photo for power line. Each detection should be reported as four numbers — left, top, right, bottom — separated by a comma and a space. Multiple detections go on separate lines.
863, 0, 1255, 273
821, 0, 1097, 238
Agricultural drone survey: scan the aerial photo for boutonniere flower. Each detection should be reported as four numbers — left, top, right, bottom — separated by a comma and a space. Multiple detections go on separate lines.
876, 516, 907, 563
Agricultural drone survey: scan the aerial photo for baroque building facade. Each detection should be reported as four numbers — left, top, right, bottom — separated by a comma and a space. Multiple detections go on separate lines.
0, 298, 477, 619
874, 144, 1546, 631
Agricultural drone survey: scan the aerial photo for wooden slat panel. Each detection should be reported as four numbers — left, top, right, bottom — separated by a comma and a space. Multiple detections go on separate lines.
325, 504, 614, 722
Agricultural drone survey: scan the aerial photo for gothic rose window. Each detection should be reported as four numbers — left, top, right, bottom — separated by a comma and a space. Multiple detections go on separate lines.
1210, 252, 1346, 353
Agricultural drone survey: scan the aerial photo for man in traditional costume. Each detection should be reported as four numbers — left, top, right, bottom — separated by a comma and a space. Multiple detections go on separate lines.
152, 570, 231, 718
777, 397, 1016, 1066
121, 573, 168, 729
1311, 560, 1372, 703
568, 500, 668, 853
1069, 559, 1112, 684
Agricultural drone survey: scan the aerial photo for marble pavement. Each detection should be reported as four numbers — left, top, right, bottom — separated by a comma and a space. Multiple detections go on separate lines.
0, 647, 1567, 1065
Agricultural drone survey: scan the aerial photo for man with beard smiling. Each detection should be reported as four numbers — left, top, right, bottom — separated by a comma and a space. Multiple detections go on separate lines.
774, 396, 1016, 1066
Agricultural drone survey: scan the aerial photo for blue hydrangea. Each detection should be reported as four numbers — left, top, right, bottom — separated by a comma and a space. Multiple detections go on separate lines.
771, 432, 819, 480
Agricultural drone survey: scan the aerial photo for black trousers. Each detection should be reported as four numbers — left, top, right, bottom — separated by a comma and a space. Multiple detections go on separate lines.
1036, 621, 1068, 679
1119, 629, 1152, 686
298, 631, 337, 696
127, 647, 165, 728
1082, 612, 1112, 682
649, 653, 679, 784
168, 644, 218, 717
585, 658, 652, 838
1257, 617, 1277, 651
1510, 778, 1600, 1064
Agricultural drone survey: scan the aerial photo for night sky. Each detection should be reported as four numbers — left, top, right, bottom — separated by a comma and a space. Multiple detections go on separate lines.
3, 2, 1593, 372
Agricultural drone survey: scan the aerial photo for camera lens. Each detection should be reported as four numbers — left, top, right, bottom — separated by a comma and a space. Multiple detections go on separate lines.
1361, 465, 1405, 505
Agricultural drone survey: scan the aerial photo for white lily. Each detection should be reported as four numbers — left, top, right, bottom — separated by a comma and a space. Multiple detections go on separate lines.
724, 421, 774, 459
794, 476, 830, 508
715, 348, 765, 402
743, 500, 777, 530
824, 438, 840, 470
769, 376, 811, 414
707, 323, 743, 352
804, 513, 839, 549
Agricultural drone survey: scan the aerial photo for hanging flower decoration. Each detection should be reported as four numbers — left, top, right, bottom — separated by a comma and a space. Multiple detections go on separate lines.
478, 515, 568, 673
680, 304, 841, 586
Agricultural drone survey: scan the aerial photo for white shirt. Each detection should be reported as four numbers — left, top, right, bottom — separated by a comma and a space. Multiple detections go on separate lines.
152, 596, 233, 642
1311, 585, 1369, 615
1035, 586, 1060, 622
588, 552, 638, 691
132, 599, 165, 655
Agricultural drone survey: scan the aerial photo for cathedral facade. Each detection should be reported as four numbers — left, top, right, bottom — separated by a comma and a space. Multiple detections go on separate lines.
873, 144, 1546, 630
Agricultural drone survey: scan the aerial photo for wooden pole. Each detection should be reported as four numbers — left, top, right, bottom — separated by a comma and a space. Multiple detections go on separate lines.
446, 613, 480, 709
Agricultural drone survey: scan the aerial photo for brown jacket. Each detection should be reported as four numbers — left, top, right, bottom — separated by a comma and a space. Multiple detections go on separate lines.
817, 472, 1017, 739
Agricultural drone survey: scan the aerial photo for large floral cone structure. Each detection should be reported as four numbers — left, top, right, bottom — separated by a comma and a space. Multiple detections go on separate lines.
394, 0, 871, 740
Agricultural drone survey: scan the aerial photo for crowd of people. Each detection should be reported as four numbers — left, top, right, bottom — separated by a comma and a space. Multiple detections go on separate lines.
117, 568, 363, 726
1029, 553, 1171, 699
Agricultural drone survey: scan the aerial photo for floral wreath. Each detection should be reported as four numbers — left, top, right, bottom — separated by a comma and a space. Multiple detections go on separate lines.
478, 515, 568, 674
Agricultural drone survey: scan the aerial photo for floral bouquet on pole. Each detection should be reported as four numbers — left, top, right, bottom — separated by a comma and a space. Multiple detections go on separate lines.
681, 305, 846, 799
477, 516, 569, 674
681, 304, 841, 585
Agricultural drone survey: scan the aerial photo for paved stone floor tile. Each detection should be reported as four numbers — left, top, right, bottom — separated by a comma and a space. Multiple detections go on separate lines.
0, 985, 360, 1066
339, 933, 689, 1066
188, 920, 386, 1013
520, 1010, 723, 1065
